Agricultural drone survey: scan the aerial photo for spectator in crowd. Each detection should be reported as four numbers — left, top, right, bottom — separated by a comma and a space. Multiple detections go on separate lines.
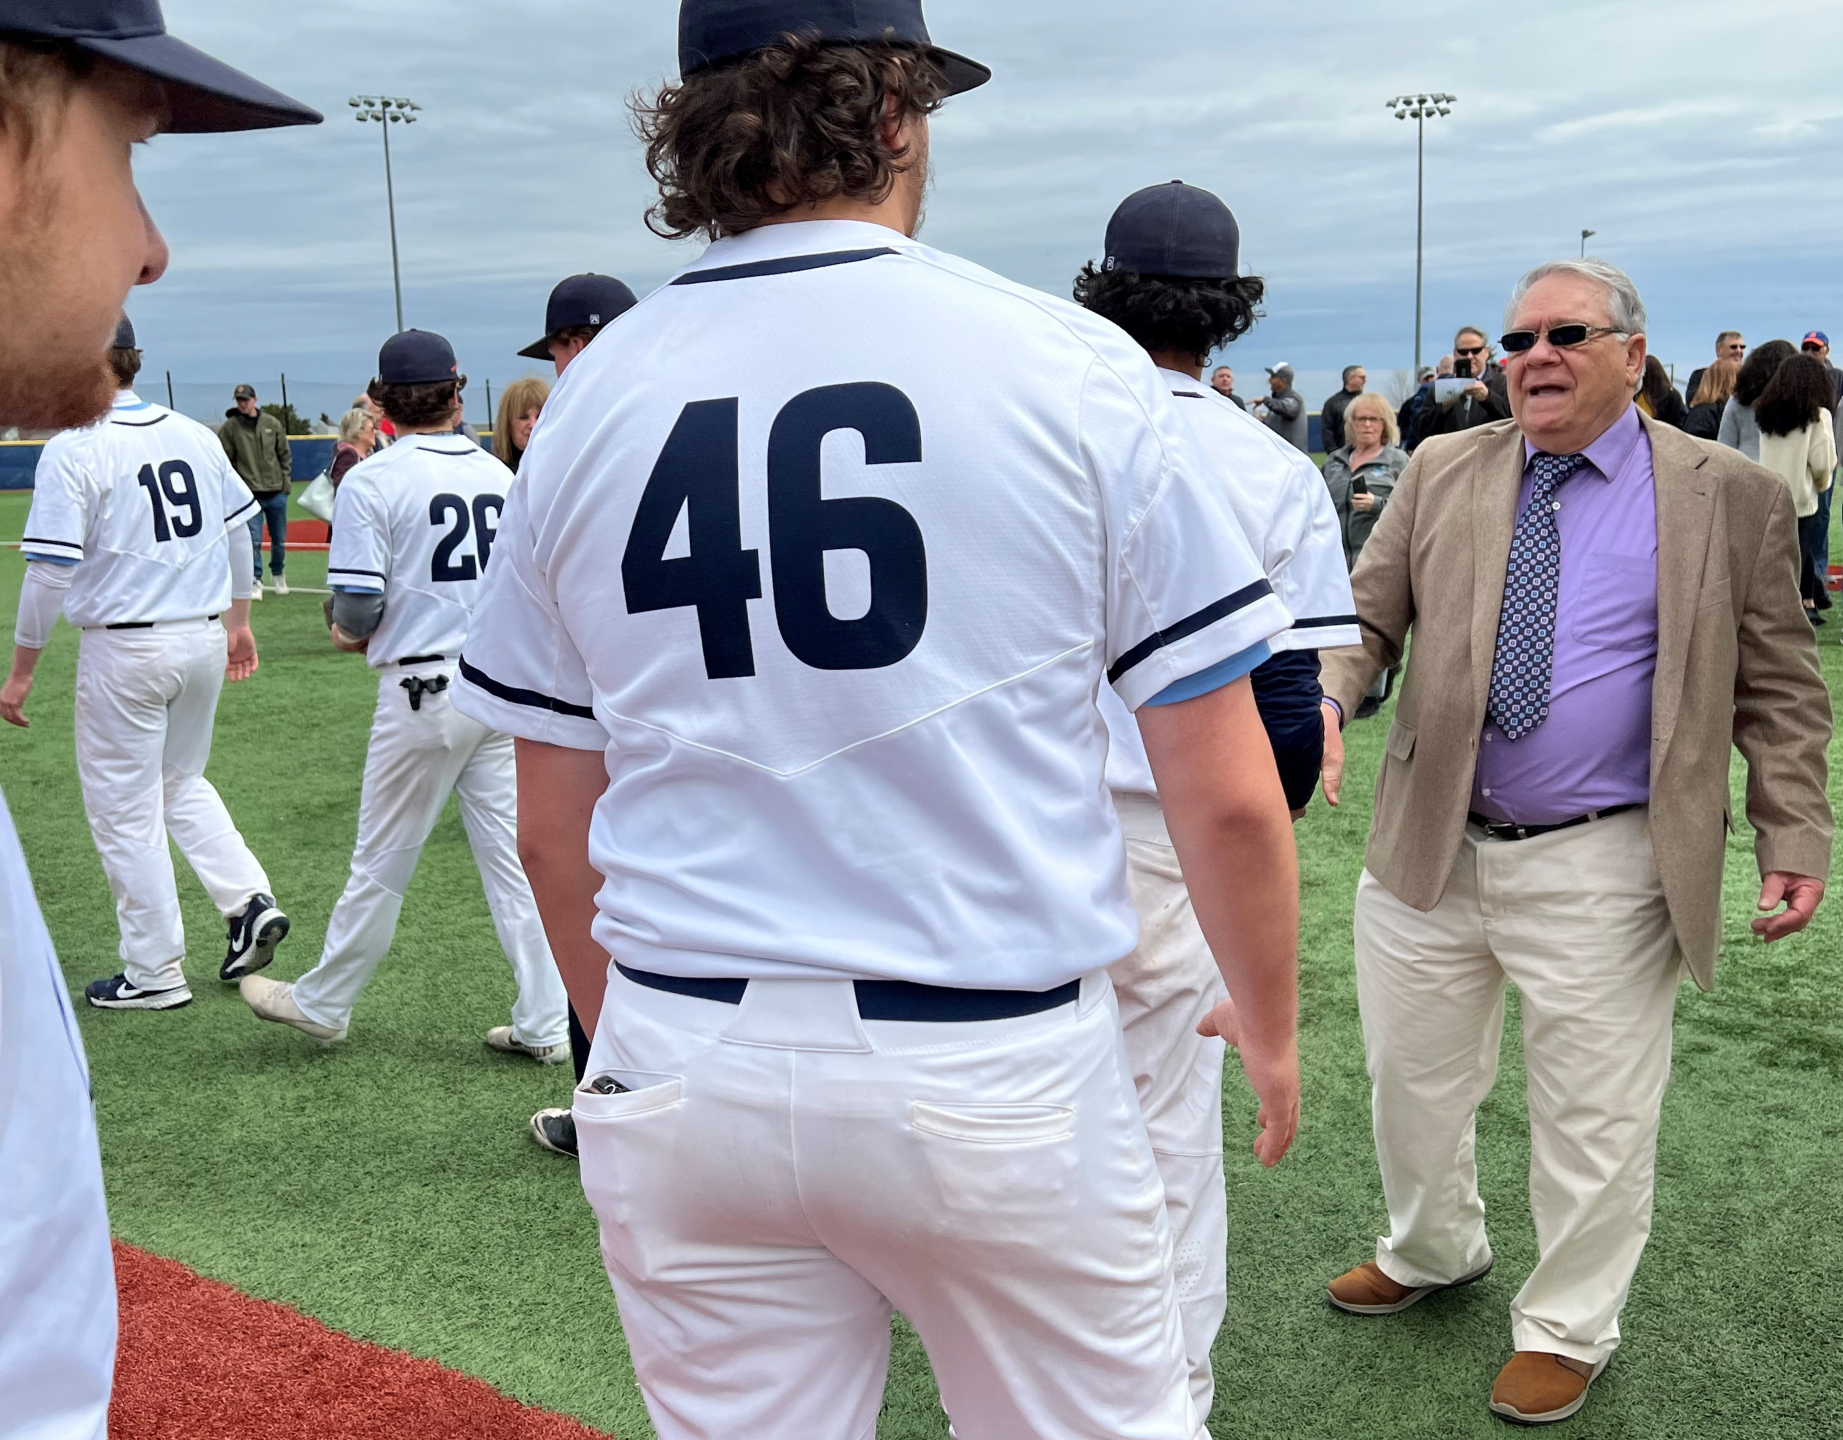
1436, 354, 1455, 377
354, 391, 393, 447
1320, 391, 1408, 717
1799, 331, 1840, 583
492, 376, 550, 472
1321, 257, 1831, 1428
1320, 364, 1367, 454
1398, 365, 1436, 450
1635, 356, 1688, 429
1683, 329, 1744, 414
1753, 351, 1837, 622
329, 407, 375, 489
1719, 338, 1796, 462
1412, 325, 1511, 445
518, 273, 639, 377
1251, 361, 1309, 452
1209, 364, 1246, 409
1684, 357, 1738, 440
218, 383, 293, 598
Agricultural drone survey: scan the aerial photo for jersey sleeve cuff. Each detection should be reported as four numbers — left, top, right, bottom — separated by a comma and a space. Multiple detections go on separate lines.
224, 498, 259, 527
1269, 618, 1362, 653
1109, 583, 1293, 710
1141, 640, 1271, 707
19, 538, 84, 563
452, 657, 605, 751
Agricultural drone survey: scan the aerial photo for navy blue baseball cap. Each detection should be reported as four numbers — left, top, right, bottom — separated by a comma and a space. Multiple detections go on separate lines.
2, 1, 322, 133
679, 0, 990, 95
1104, 180, 1242, 280
517, 274, 639, 360
113, 315, 136, 350
378, 330, 459, 386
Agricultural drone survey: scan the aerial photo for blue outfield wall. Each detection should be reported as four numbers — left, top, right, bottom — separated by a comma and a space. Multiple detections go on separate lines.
1, 436, 339, 491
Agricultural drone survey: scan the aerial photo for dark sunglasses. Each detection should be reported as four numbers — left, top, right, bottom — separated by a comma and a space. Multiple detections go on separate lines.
1499, 324, 1626, 354
1454, 343, 1487, 356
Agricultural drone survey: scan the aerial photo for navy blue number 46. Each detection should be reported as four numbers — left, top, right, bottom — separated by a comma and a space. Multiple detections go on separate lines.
622, 382, 927, 679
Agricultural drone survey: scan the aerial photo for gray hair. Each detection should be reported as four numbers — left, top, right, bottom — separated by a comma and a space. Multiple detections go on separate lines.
1504, 259, 1647, 337
337, 407, 372, 443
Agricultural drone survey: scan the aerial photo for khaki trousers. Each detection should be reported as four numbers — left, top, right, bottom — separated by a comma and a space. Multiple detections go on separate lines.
1353, 806, 1684, 1363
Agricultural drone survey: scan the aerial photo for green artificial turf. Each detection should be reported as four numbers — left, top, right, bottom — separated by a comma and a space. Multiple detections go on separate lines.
3, 488, 1840, 1438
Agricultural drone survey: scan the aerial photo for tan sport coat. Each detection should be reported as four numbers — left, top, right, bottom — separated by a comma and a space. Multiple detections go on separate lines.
1322, 411, 1833, 989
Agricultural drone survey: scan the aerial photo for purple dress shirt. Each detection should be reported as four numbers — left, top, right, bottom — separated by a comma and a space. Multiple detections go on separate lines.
1472, 405, 1657, 826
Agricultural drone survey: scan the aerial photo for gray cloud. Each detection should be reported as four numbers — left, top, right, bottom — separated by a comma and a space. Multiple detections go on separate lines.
134, 0, 1843, 419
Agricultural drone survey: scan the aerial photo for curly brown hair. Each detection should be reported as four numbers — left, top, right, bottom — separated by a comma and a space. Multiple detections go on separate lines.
368, 378, 460, 431
632, 38, 947, 241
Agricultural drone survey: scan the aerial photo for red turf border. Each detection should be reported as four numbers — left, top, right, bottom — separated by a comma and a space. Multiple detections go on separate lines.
110, 1242, 614, 1439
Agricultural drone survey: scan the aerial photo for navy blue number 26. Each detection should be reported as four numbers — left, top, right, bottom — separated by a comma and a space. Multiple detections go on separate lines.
623, 383, 927, 679
429, 493, 504, 582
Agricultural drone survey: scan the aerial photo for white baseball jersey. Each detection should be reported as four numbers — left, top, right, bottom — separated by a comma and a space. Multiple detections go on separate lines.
21, 391, 257, 626
454, 218, 1291, 990
1101, 370, 1360, 798
327, 434, 514, 666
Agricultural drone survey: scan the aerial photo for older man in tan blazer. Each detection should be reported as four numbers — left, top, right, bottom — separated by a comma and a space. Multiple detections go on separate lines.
1318, 258, 1832, 1426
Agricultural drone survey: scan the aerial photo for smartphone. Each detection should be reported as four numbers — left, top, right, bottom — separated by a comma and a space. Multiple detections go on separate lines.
586, 1074, 631, 1096
1351, 475, 1369, 495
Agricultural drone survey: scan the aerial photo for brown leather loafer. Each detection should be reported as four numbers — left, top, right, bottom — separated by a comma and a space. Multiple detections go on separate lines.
1488, 1351, 1609, 1425
1325, 1257, 1493, 1315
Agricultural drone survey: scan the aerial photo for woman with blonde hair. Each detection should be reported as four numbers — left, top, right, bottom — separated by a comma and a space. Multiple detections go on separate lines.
1685, 357, 1738, 441
493, 376, 551, 472
1321, 390, 1408, 716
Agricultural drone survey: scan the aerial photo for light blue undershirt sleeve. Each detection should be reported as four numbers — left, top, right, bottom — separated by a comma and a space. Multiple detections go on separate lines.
1141, 639, 1272, 707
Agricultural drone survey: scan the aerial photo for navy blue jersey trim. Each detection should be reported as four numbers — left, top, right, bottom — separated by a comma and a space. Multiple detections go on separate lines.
458, 657, 595, 721
21, 535, 84, 552
422, 446, 479, 456
109, 414, 169, 428
225, 500, 259, 524
1108, 579, 1276, 684
1171, 390, 1208, 399
671, 247, 899, 286
1290, 613, 1359, 629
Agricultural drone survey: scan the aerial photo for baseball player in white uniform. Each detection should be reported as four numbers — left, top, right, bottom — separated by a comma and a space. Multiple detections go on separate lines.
2, 320, 290, 1011
240, 330, 568, 1060
1076, 181, 1361, 1422
454, 6, 1303, 1437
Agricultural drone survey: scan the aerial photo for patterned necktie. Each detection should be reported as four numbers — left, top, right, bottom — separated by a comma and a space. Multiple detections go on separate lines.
1486, 451, 1589, 741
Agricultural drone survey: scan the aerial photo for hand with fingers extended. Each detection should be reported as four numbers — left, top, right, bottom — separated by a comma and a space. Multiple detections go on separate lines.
1318, 700, 1345, 808
1234, 1033, 1299, 1168
0, 670, 32, 728
1753, 872, 1825, 942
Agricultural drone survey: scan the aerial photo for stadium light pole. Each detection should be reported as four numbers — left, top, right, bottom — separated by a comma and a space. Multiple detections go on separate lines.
1386, 93, 1456, 374
350, 95, 421, 333
1580, 228, 1597, 258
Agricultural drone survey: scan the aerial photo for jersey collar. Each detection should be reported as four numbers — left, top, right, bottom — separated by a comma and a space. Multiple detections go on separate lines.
112, 389, 153, 412
678, 219, 917, 280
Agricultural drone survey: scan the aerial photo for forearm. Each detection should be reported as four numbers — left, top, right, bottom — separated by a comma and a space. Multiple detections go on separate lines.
514, 738, 611, 1028
1139, 679, 1299, 1043
227, 521, 253, 600
13, 561, 72, 650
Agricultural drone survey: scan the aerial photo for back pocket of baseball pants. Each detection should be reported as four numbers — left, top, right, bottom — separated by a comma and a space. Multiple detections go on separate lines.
909, 1102, 1079, 1245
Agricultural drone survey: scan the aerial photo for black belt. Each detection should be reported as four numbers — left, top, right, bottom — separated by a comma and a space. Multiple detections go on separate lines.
616, 963, 1080, 1023
1468, 802, 1640, 842
397, 653, 449, 665
105, 614, 218, 629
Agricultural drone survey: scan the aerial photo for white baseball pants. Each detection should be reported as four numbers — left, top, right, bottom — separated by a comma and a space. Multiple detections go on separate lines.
74, 621, 270, 992
1107, 792, 1229, 1424
1354, 807, 1684, 1364
291, 664, 567, 1047
576, 964, 1203, 1440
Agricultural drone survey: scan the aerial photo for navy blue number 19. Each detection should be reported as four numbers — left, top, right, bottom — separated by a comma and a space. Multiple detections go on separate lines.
623, 383, 927, 679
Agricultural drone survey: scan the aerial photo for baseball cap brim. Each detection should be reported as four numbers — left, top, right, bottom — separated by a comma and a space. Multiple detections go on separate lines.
72, 33, 322, 133
930, 47, 989, 96
516, 336, 554, 361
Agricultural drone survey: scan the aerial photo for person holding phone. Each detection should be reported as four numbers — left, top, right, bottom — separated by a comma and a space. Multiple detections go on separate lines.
1413, 324, 1512, 444
1320, 391, 1408, 716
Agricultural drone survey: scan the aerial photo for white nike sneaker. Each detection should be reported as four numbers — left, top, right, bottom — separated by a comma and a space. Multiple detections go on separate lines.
250, 583, 264, 601
485, 1025, 570, 1064
273, 574, 289, 595
240, 974, 345, 1041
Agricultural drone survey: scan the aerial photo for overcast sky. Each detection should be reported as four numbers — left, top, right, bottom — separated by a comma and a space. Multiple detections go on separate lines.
133, 0, 1843, 419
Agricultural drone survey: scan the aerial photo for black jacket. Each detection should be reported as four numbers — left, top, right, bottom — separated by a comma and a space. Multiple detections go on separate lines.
1413, 367, 1511, 445
1684, 400, 1724, 441
1319, 388, 1358, 454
